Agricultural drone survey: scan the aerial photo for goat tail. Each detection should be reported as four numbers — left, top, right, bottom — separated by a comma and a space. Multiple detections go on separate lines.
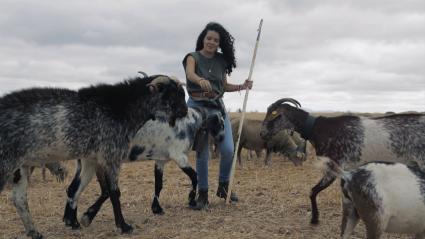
314, 157, 351, 181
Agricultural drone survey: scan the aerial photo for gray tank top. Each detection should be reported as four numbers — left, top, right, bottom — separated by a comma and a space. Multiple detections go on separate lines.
183, 51, 227, 97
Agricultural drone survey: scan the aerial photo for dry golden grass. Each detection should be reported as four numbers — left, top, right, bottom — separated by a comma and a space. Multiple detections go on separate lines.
229, 112, 265, 121
1, 148, 409, 239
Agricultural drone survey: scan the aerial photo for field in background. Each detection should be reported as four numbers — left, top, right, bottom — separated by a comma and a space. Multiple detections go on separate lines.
229, 111, 390, 121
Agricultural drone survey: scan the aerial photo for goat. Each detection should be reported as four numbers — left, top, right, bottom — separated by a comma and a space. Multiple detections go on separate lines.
29, 162, 68, 182
69, 107, 225, 227
0, 75, 187, 239
260, 98, 425, 224
232, 117, 306, 166
324, 159, 425, 238
264, 130, 306, 166
247, 149, 263, 161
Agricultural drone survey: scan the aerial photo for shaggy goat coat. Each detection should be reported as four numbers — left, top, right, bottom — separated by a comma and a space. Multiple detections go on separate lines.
0, 75, 187, 238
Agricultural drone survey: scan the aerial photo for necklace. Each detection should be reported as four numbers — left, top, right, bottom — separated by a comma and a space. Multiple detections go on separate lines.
208, 60, 215, 73
200, 51, 215, 73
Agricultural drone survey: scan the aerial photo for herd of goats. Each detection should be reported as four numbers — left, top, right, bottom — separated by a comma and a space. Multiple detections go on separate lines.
0, 74, 424, 239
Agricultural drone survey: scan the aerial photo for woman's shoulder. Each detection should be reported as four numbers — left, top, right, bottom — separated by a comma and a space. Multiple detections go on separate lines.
188, 51, 201, 58
182, 51, 200, 66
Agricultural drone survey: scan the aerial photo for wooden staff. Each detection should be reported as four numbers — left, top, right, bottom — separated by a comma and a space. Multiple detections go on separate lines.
227, 19, 263, 203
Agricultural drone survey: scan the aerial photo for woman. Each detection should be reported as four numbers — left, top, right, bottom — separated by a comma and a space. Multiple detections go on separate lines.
183, 22, 253, 210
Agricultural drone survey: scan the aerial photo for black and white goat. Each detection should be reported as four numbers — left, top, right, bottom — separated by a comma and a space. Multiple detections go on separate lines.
69, 107, 225, 227
0, 75, 187, 239
323, 159, 425, 238
260, 98, 425, 224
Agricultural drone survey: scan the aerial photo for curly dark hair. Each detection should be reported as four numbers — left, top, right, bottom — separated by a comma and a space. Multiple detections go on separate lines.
195, 22, 236, 75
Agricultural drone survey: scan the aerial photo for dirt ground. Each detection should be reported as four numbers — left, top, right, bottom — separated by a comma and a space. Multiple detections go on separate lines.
1, 147, 411, 239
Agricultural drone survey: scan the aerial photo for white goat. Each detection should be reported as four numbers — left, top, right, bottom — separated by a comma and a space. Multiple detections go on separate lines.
325, 159, 425, 238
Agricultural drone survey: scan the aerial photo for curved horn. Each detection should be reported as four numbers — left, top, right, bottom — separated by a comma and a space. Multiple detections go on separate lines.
150, 75, 171, 85
169, 75, 181, 85
270, 98, 301, 109
169, 75, 179, 82
169, 75, 186, 88
137, 71, 148, 78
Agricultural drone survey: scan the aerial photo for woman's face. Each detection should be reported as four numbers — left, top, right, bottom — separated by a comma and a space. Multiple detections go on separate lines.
203, 30, 220, 54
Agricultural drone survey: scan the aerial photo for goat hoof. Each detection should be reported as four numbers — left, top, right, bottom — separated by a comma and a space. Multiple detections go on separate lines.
28, 230, 43, 239
71, 221, 81, 230
310, 218, 319, 225
188, 199, 196, 207
63, 214, 80, 229
152, 205, 164, 215
63, 218, 72, 227
80, 214, 92, 227
188, 190, 196, 207
64, 219, 81, 229
121, 223, 134, 234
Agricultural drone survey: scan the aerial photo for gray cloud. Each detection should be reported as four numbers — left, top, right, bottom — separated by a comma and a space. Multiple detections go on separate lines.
0, 0, 424, 113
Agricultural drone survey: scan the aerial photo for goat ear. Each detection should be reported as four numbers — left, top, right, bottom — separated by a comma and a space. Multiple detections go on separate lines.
148, 85, 156, 93
147, 83, 161, 93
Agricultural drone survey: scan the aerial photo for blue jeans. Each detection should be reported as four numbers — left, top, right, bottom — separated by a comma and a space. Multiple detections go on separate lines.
187, 98, 235, 190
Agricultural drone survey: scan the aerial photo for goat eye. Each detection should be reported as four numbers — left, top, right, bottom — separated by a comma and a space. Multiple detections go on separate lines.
267, 111, 281, 121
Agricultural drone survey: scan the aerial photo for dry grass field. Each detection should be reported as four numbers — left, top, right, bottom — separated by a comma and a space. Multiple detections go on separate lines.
0, 153, 410, 239
0, 112, 412, 239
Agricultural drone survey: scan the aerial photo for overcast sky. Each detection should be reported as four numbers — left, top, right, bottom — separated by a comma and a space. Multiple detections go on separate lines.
0, 0, 424, 113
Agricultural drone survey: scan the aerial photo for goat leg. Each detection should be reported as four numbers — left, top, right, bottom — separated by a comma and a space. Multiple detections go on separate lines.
310, 173, 336, 224
181, 166, 197, 207
80, 166, 110, 227
341, 195, 360, 239
12, 167, 43, 239
151, 163, 165, 214
264, 149, 272, 166
63, 159, 96, 229
103, 166, 133, 234
173, 155, 197, 207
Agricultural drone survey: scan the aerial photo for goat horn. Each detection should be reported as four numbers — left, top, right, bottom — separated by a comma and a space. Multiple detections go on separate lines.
138, 71, 148, 78
169, 75, 187, 88
169, 75, 179, 82
147, 75, 184, 93
271, 98, 301, 109
150, 75, 170, 85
